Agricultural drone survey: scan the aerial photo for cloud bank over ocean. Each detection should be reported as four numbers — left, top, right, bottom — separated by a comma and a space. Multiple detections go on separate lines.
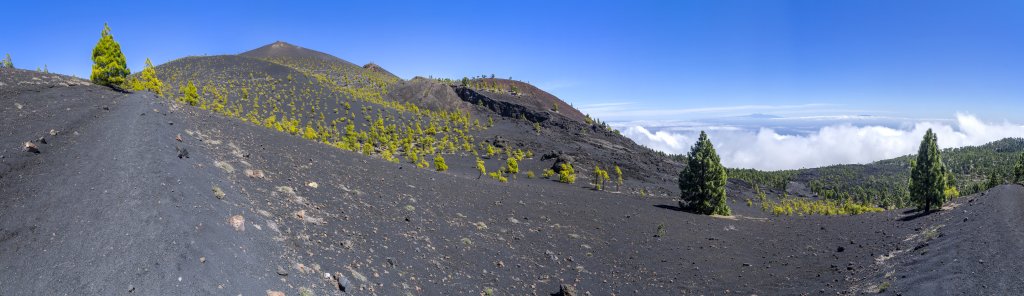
614, 113, 1024, 171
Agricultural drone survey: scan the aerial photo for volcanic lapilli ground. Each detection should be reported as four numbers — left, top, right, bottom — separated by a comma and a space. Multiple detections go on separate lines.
3, 47, 1024, 295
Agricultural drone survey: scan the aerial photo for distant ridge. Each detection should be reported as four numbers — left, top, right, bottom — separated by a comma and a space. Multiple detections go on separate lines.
363, 62, 400, 80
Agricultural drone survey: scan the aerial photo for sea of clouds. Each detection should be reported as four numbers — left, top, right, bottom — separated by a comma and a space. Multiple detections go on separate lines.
613, 113, 1024, 171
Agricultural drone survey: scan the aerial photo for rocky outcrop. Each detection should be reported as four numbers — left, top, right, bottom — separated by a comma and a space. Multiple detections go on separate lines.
452, 86, 551, 123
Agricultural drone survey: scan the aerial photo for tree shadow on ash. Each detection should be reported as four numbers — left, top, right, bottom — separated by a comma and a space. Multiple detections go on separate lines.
899, 208, 937, 221
654, 203, 706, 215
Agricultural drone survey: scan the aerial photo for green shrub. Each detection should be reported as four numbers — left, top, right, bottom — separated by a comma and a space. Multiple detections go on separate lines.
476, 157, 486, 178
542, 168, 555, 178
558, 163, 576, 184
593, 165, 609, 190
526, 171, 535, 179
506, 157, 519, 174
434, 154, 448, 171
1, 53, 12, 68
614, 165, 623, 191
179, 80, 199, 106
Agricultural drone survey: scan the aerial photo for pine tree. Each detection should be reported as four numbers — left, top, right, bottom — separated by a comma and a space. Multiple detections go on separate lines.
136, 58, 163, 95
678, 131, 730, 216
558, 163, 576, 184
593, 165, 609, 190
434, 155, 448, 172
90, 23, 130, 87
909, 129, 947, 212
476, 157, 486, 179
179, 80, 199, 106
986, 171, 1003, 190
614, 165, 623, 191
506, 157, 519, 175
1014, 152, 1024, 184
2, 53, 12, 68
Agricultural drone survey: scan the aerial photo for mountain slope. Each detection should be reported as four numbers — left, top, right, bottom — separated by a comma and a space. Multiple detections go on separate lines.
240, 41, 358, 67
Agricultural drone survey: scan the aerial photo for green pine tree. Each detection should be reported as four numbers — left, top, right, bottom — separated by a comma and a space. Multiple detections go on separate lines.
678, 131, 730, 216
434, 155, 448, 172
1014, 152, 1024, 184
90, 23, 130, 87
179, 80, 199, 106
909, 129, 947, 212
137, 58, 163, 95
986, 171, 1003, 190
614, 165, 623, 192
475, 157, 486, 179
2, 53, 12, 68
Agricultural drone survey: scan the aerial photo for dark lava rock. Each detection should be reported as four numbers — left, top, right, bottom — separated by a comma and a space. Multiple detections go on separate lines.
555, 284, 577, 296
490, 135, 510, 148
837, 246, 845, 252
335, 272, 351, 292
175, 146, 189, 159
542, 151, 575, 172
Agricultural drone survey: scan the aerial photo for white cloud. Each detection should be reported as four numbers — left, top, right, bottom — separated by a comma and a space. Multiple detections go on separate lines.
618, 113, 1024, 170
581, 103, 836, 121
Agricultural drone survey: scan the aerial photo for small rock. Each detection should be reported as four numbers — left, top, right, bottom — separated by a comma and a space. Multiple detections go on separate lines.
175, 134, 183, 142
175, 146, 189, 159
556, 283, 577, 296
266, 290, 285, 296
212, 186, 226, 199
836, 246, 845, 252
23, 142, 40, 154
244, 169, 265, 179
37, 137, 46, 144
48, 129, 58, 136
229, 215, 245, 231
307, 181, 318, 188
199, 257, 206, 263
276, 265, 289, 276
335, 272, 351, 292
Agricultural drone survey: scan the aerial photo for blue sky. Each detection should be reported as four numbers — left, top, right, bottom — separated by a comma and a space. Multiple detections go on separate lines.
4, 1, 1024, 169
4, 1, 1023, 122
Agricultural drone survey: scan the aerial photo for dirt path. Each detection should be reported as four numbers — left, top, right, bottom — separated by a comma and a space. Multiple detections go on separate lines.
0, 87, 297, 294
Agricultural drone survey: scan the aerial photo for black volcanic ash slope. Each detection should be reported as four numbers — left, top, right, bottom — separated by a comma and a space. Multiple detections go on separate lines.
153, 41, 684, 197
5, 60, 1024, 295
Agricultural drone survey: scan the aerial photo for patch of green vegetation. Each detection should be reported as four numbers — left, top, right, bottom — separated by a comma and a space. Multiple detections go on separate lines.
762, 195, 883, 216
558, 163, 576, 184
731, 138, 1024, 209
877, 281, 891, 293
592, 165, 609, 190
